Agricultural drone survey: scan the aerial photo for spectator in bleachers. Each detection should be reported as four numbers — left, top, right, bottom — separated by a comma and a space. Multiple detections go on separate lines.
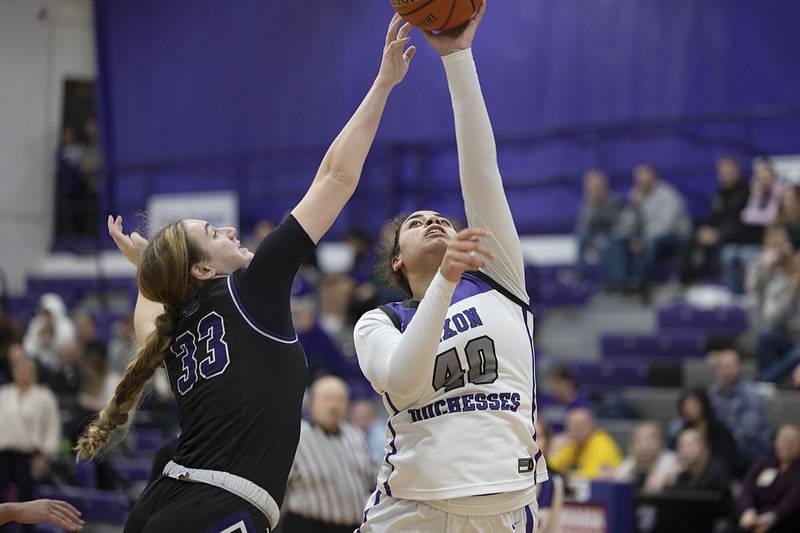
244, 218, 275, 253
43, 341, 84, 443
614, 421, 677, 493
0, 350, 62, 530
548, 407, 622, 479
664, 428, 733, 522
540, 366, 591, 433
776, 185, 800, 248
349, 397, 385, 465
534, 419, 564, 533
738, 424, 800, 533
794, 364, 800, 388
77, 347, 121, 414
708, 349, 771, 473
73, 312, 105, 357
678, 157, 750, 285
282, 376, 373, 533
605, 164, 692, 297
749, 247, 800, 384
106, 314, 135, 375
22, 294, 75, 373
747, 224, 794, 325
0, 308, 23, 383
722, 159, 786, 293
574, 169, 623, 281
668, 389, 738, 473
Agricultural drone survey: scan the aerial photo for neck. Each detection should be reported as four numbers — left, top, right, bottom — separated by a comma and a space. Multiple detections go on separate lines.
316, 420, 340, 434
407, 265, 440, 301
16, 383, 31, 395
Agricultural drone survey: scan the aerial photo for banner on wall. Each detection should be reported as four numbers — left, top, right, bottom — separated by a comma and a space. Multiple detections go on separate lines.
146, 191, 239, 238
767, 154, 800, 184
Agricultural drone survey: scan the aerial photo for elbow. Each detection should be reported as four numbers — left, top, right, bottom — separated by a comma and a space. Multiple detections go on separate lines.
325, 170, 358, 191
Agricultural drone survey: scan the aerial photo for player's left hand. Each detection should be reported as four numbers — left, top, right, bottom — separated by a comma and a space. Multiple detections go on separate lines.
10, 499, 84, 531
107, 214, 148, 267
376, 14, 416, 88
422, 0, 486, 56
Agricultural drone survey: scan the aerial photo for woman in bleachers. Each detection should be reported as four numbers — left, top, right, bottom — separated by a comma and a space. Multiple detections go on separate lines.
22, 294, 75, 373
534, 420, 564, 533
738, 424, 800, 533
722, 158, 785, 293
776, 185, 800, 248
667, 389, 739, 475
614, 421, 677, 493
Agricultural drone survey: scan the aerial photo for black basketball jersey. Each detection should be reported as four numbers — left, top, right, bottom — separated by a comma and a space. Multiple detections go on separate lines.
162, 215, 315, 508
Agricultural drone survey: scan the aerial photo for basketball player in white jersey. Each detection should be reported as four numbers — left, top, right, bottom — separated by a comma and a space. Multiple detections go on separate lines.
353, 3, 546, 532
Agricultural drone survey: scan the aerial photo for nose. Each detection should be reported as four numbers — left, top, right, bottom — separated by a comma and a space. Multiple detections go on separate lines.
221, 227, 237, 240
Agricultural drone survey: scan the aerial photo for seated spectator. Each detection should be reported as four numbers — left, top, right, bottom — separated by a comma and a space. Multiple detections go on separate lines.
73, 312, 105, 357
722, 158, 786, 293
106, 314, 135, 375
604, 164, 692, 296
574, 169, 623, 281
22, 294, 76, 373
664, 428, 733, 523
244, 218, 275, 252
0, 308, 23, 383
776, 185, 800, 248
750, 249, 800, 384
548, 407, 622, 479
667, 389, 738, 473
614, 421, 677, 493
42, 341, 84, 443
0, 350, 62, 529
540, 366, 591, 433
738, 424, 800, 533
535, 419, 564, 533
678, 157, 750, 285
350, 397, 385, 465
747, 224, 794, 326
77, 346, 121, 414
708, 349, 771, 473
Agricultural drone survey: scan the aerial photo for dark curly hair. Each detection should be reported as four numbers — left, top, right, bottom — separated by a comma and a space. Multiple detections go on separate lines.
375, 213, 412, 296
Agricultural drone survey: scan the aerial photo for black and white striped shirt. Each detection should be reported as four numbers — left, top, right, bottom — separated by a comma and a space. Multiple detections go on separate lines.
284, 419, 375, 525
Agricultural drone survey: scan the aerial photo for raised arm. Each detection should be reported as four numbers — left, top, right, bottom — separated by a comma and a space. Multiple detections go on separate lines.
291, 15, 416, 244
423, 1, 528, 303
106, 215, 163, 345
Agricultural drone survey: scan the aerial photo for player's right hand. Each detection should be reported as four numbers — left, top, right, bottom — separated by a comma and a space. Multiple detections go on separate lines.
11, 499, 84, 531
376, 14, 416, 88
107, 214, 148, 267
439, 228, 495, 283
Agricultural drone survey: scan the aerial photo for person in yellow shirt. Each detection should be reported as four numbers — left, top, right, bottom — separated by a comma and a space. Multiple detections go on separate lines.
548, 407, 623, 478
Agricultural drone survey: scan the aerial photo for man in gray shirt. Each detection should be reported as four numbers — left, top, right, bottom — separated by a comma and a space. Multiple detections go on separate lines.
605, 164, 692, 296
575, 170, 623, 281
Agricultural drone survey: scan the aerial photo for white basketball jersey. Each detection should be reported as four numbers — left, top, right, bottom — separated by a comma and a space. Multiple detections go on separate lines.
360, 271, 547, 501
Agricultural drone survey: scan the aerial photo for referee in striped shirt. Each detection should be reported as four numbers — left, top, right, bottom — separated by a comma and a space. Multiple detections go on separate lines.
281, 376, 375, 533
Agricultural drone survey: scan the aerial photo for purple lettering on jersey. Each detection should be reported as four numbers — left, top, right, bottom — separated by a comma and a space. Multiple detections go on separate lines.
462, 394, 476, 412
452, 313, 469, 333
499, 392, 512, 411
487, 393, 501, 410
433, 399, 446, 416
409, 409, 420, 422
442, 318, 457, 341
474, 393, 488, 410
510, 392, 521, 412
463, 307, 484, 328
446, 397, 462, 413
421, 404, 435, 420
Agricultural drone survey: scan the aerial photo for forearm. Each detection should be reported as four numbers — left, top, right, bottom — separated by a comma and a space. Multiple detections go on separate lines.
356, 272, 456, 405
0, 503, 18, 525
443, 49, 526, 295
134, 291, 164, 346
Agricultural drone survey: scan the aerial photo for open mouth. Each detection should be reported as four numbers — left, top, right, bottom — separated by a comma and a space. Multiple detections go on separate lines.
425, 227, 447, 238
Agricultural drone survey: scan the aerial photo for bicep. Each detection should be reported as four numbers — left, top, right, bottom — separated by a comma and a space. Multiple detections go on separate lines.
134, 293, 163, 346
353, 313, 401, 393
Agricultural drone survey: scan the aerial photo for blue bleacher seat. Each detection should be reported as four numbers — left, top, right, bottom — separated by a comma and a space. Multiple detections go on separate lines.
601, 333, 706, 358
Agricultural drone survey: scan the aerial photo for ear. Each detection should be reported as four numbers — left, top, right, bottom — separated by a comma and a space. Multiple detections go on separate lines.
191, 262, 217, 281
391, 255, 403, 273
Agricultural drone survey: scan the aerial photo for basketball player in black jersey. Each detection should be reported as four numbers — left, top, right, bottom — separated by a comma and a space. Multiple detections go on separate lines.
75, 16, 417, 533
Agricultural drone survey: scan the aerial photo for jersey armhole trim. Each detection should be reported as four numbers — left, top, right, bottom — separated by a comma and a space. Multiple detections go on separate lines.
378, 305, 403, 332
226, 274, 298, 344
472, 271, 532, 311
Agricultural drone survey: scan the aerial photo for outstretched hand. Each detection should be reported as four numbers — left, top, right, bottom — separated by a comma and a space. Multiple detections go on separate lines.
439, 227, 495, 283
377, 14, 417, 88
8, 499, 84, 531
422, 0, 487, 56
107, 215, 148, 267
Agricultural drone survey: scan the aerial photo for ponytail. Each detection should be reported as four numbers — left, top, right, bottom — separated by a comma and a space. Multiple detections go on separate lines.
75, 308, 178, 460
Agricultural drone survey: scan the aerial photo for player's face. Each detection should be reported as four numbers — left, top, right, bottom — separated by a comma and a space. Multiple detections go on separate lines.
183, 219, 254, 278
394, 211, 457, 275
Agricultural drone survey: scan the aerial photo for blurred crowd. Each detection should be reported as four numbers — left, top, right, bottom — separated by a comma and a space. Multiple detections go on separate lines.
576, 157, 800, 386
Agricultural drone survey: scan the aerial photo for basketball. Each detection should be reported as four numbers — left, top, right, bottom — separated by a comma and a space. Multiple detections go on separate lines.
391, 0, 484, 32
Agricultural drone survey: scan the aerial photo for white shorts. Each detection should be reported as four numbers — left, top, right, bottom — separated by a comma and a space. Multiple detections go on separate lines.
356, 491, 538, 533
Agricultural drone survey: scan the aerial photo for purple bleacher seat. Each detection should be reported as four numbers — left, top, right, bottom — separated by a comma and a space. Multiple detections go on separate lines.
568, 359, 649, 387
601, 333, 706, 358
35, 485, 130, 525
135, 428, 167, 453
73, 461, 97, 489
657, 304, 747, 334
110, 458, 152, 484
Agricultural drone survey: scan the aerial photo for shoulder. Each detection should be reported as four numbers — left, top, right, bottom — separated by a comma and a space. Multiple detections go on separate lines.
33, 385, 58, 404
355, 307, 401, 335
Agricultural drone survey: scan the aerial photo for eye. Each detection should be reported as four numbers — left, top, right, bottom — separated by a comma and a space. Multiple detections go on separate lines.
439, 218, 452, 227
408, 220, 422, 228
